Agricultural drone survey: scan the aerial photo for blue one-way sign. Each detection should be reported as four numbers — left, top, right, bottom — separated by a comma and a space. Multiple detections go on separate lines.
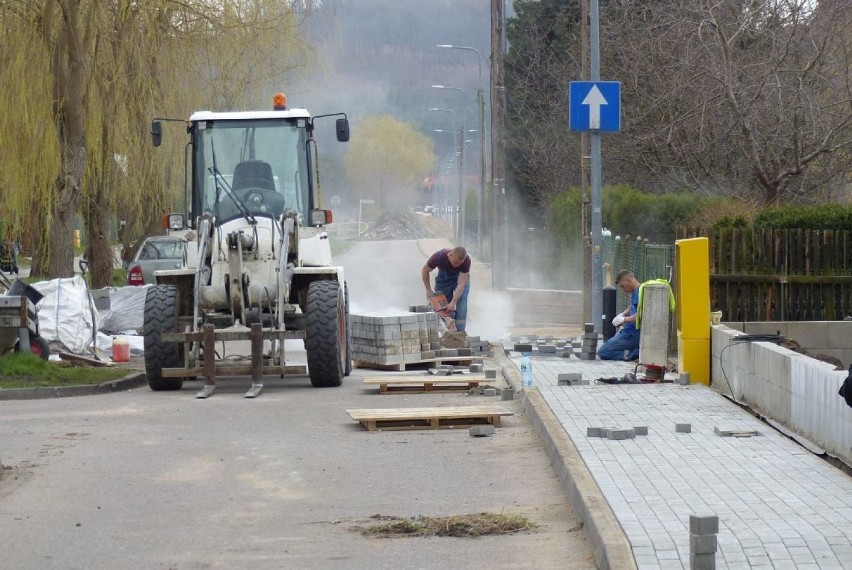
569, 81, 621, 132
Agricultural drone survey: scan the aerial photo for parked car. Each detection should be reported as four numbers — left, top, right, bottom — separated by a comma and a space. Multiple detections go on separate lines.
126, 235, 186, 286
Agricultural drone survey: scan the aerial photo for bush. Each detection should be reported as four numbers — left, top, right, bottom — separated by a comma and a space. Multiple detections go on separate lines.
753, 204, 852, 230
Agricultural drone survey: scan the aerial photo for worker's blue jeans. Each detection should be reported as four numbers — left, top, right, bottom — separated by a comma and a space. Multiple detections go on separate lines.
597, 329, 640, 361
435, 271, 470, 332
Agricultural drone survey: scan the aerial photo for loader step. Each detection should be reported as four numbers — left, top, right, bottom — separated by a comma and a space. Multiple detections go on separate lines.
363, 375, 486, 394
354, 355, 485, 372
347, 405, 512, 431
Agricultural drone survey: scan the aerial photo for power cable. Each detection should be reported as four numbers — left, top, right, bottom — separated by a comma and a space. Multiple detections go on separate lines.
718, 334, 787, 395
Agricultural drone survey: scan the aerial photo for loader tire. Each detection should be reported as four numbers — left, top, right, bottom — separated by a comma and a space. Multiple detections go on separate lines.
305, 280, 345, 387
143, 285, 184, 391
344, 281, 352, 377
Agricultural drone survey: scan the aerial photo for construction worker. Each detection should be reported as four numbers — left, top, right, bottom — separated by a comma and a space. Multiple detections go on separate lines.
598, 269, 641, 361
421, 245, 471, 332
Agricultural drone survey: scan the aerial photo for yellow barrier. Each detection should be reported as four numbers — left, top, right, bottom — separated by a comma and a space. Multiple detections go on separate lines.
675, 238, 710, 384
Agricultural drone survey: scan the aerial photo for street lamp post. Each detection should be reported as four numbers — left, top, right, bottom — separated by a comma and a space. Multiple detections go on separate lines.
433, 129, 459, 234
432, 85, 467, 244
437, 44, 488, 260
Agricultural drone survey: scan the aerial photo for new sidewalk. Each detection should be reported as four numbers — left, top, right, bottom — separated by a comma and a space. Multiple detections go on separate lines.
495, 348, 852, 570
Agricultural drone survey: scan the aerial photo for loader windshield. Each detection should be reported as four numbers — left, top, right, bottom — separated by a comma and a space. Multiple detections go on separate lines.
193, 118, 310, 222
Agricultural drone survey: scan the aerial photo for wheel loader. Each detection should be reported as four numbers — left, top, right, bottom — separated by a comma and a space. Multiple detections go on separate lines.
146, 93, 351, 397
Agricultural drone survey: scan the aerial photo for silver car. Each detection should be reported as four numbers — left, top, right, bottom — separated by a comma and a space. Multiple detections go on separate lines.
126, 235, 186, 286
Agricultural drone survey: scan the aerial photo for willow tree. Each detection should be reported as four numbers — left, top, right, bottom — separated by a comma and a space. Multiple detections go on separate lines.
344, 115, 435, 212
0, 1, 307, 285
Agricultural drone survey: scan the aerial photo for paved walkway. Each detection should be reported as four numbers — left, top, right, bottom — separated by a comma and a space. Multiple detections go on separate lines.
502, 350, 852, 570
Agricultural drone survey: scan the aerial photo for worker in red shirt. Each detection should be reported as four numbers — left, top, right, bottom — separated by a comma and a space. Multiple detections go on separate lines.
421, 246, 471, 332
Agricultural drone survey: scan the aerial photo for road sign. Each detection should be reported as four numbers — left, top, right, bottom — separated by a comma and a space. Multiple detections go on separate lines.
569, 81, 621, 132
360, 199, 374, 204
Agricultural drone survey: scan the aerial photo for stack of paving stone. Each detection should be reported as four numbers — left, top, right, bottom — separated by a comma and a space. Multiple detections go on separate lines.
576, 323, 599, 360
509, 334, 573, 358
350, 311, 441, 366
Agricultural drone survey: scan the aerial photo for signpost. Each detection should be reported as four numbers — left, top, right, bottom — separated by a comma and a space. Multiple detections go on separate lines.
358, 199, 374, 236
568, 51, 621, 334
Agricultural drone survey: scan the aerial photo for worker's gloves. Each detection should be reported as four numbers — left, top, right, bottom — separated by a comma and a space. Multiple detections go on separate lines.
612, 314, 625, 327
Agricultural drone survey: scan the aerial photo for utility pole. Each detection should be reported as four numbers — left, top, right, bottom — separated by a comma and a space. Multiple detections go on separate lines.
491, 0, 506, 289
581, 0, 592, 325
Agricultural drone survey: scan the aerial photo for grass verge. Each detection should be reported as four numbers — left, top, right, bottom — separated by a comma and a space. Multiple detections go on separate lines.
0, 353, 131, 389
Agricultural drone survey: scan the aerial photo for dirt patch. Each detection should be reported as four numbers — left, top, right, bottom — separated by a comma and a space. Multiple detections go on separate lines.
361, 211, 454, 241
353, 512, 538, 538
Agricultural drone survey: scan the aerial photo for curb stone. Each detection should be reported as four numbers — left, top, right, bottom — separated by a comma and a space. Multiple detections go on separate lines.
494, 343, 637, 570
0, 372, 147, 401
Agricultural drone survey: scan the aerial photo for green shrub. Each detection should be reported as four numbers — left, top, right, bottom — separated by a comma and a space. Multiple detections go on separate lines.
753, 204, 852, 230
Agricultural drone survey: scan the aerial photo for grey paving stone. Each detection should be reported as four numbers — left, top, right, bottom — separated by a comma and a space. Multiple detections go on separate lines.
469, 425, 495, 437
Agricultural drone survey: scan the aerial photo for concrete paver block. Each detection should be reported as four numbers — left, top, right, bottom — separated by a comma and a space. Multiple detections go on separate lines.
689, 553, 716, 570
501, 388, 514, 400
482, 388, 497, 397
676, 423, 692, 433
469, 425, 496, 437
514, 343, 533, 352
689, 515, 719, 535
676, 373, 690, 385
587, 427, 602, 437
634, 426, 648, 436
484, 369, 497, 379
690, 533, 718, 554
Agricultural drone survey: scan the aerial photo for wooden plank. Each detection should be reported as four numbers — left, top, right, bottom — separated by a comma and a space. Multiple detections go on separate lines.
362, 374, 486, 384
354, 355, 486, 372
59, 351, 111, 367
362, 375, 484, 394
347, 405, 513, 431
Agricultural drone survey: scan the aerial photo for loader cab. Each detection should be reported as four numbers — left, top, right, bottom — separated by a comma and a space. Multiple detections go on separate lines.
188, 113, 312, 224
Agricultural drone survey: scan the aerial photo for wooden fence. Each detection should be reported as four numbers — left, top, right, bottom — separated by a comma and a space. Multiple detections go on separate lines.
678, 228, 852, 321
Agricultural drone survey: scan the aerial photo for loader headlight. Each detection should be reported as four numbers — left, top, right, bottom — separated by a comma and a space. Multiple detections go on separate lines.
309, 209, 332, 226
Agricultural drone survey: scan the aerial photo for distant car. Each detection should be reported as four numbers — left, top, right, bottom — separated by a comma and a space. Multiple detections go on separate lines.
126, 235, 187, 286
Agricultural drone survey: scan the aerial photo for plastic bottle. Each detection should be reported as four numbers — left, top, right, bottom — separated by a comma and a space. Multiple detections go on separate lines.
520, 354, 533, 388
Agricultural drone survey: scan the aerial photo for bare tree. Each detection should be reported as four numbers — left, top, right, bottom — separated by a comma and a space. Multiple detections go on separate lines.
604, 0, 852, 205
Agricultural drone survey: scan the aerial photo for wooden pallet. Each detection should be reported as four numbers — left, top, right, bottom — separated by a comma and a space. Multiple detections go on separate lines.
347, 405, 512, 431
363, 375, 486, 394
354, 355, 485, 372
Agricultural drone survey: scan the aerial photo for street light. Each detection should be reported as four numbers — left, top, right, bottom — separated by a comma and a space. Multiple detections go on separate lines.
437, 44, 488, 260
432, 85, 468, 242
433, 129, 460, 233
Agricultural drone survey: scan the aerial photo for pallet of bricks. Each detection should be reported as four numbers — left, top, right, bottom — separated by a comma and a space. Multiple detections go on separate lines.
350, 311, 442, 368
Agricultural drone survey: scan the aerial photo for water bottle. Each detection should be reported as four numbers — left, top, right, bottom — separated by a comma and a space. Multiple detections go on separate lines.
520, 354, 533, 388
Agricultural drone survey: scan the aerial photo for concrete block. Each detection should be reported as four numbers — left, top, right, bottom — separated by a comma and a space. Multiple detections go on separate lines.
558, 372, 582, 383
676, 423, 691, 433
584, 323, 595, 332
457, 348, 473, 357
689, 553, 716, 570
676, 372, 690, 385
690, 533, 718, 554
689, 515, 719, 535
484, 369, 497, 379
574, 379, 590, 385
501, 388, 514, 400
608, 428, 633, 440
469, 425, 496, 437
557, 378, 572, 386
420, 351, 435, 360
469, 363, 484, 373
482, 388, 497, 397
538, 344, 557, 353
514, 343, 533, 352
587, 427, 602, 437
714, 426, 760, 437
634, 426, 648, 436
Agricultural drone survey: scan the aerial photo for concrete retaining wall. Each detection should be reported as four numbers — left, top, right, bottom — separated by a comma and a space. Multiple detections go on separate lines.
507, 288, 583, 327
724, 321, 852, 368
711, 325, 852, 466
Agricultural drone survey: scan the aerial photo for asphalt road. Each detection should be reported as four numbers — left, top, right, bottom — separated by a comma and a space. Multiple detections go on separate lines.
0, 238, 595, 569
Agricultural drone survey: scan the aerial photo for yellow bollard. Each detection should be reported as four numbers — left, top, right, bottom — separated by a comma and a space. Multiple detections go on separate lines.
73, 229, 81, 249
675, 238, 710, 384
